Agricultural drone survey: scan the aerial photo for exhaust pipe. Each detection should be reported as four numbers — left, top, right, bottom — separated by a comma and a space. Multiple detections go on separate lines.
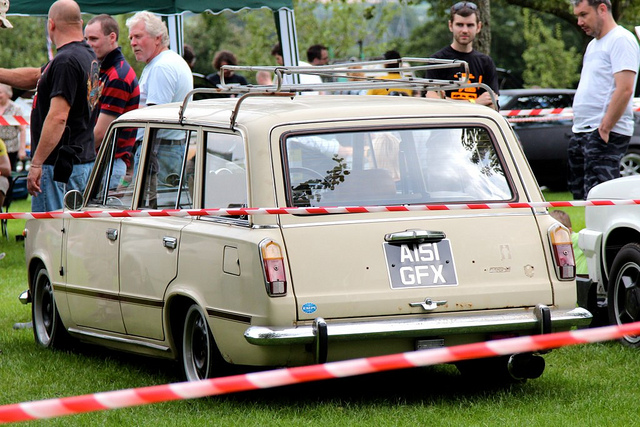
507, 353, 546, 380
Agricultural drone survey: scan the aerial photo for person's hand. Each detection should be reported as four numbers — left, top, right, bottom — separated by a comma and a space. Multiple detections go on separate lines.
598, 127, 610, 143
27, 165, 42, 196
475, 92, 497, 109
18, 148, 27, 160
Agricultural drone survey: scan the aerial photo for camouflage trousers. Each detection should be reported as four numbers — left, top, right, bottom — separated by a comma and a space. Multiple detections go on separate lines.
568, 130, 629, 200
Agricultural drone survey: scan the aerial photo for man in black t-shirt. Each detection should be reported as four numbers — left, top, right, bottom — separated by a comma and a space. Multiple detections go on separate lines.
425, 2, 499, 109
0, 0, 99, 212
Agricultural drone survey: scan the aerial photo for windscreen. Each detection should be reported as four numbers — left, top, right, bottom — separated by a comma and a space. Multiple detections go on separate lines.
285, 127, 512, 207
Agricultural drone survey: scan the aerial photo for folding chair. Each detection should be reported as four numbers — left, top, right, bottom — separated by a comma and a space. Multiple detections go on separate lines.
1, 173, 27, 240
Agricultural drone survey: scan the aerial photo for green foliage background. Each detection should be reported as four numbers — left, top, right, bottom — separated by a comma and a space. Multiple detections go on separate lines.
521, 9, 581, 88
1, 0, 639, 88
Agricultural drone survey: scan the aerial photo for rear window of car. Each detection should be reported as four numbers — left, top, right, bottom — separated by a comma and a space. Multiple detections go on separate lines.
498, 93, 574, 110
285, 126, 512, 207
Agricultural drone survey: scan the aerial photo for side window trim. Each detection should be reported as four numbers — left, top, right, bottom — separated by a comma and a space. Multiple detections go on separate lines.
202, 129, 248, 222
84, 122, 148, 209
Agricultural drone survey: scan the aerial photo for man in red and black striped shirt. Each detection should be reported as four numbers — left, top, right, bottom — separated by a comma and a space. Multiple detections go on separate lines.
85, 14, 139, 186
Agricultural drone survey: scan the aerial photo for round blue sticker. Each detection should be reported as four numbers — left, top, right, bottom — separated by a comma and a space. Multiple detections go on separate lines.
302, 303, 317, 314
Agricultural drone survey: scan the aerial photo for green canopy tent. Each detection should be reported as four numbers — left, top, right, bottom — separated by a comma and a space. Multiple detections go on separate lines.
7, 0, 301, 67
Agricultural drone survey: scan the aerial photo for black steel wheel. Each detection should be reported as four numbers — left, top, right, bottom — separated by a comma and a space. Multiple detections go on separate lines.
182, 304, 219, 381
608, 243, 640, 347
32, 265, 71, 349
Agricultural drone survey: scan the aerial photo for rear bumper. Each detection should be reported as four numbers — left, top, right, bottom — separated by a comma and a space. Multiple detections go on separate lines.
244, 305, 592, 346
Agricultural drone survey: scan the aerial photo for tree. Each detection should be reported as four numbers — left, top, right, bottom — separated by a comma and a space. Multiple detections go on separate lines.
475, 0, 491, 55
184, 12, 234, 78
183, 0, 407, 83
504, 0, 640, 50
405, 0, 588, 87
0, 17, 49, 73
521, 9, 580, 88
292, 0, 403, 61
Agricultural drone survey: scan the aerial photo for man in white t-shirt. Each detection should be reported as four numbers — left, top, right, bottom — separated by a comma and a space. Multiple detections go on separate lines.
126, 11, 192, 108
568, 0, 640, 199
126, 12, 193, 205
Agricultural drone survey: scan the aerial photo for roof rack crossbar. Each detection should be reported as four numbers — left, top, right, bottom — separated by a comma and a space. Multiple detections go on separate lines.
178, 58, 495, 126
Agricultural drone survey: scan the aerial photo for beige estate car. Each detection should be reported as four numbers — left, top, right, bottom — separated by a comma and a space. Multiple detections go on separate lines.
22, 59, 591, 382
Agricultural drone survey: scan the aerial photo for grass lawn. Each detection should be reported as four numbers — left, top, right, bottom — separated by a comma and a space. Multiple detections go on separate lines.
1, 193, 638, 426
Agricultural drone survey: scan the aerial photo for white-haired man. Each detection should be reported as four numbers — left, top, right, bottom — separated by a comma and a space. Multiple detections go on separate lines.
126, 12, 192, 207
126, 11, 192, 107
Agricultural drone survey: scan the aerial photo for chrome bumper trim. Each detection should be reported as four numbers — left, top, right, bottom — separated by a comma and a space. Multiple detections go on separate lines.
18, 289, 31, 305
67, 328, 171, 352
244, 307, 593, 346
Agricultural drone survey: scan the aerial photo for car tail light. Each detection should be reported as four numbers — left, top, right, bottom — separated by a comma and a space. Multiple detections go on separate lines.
259, 240, 287, 296
548, 223, 576, 280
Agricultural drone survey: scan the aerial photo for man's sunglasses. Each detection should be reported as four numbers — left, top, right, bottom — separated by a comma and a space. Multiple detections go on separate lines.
452, 2, 478, 12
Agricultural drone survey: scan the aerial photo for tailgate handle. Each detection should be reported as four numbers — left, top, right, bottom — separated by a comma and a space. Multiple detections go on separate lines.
106, 228, 118, 241
410, 298, 447, 311
385, 229, 446, 244
163, 236, 178, 250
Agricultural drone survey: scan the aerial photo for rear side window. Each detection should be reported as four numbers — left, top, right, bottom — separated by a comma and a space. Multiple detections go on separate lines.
203, 132, 247, 210
285, 127, 512, 207
139, 128, 196, 210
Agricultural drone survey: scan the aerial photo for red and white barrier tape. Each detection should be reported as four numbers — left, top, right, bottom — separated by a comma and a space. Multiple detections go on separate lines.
3, 106, 639, 126
501, 104, 640, 118
5, 109, 638, 126
506, 114, 573, 124
500, 105, 640, 123
1, 321, 639, 424
0, 116, 29, 126
501, 107, 572, 117
0, 199, 637, 221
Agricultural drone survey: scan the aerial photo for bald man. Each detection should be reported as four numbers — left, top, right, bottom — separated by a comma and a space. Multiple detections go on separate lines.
0, 0, 100, 212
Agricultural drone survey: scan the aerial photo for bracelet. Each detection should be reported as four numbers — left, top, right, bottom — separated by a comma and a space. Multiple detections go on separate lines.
30, 164, 42, 169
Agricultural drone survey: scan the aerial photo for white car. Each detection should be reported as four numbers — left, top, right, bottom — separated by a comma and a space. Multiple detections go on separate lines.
579, 175, 640, 346
21, 59, 591, 382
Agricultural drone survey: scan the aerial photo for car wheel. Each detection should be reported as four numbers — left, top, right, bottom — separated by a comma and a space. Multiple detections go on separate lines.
182, 304, 224, 381
32, 265, 71, 349
607, 243, 640, 347
620, 148, 640, 177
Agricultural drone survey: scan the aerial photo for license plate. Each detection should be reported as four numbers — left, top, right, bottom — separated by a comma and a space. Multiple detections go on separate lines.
383, 240, 458, 289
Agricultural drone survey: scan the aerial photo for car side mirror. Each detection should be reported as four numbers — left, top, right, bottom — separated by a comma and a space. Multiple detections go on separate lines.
64, 190, 84, 211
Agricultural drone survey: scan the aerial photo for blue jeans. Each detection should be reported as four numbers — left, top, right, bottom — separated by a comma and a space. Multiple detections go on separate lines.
31, 162, 94, 212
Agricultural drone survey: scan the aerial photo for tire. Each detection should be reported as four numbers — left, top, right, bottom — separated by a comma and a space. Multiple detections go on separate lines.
182, 304, 225, 381
31, 265, 71, 349
620, 148, 640, 177
607, 243, 640, 347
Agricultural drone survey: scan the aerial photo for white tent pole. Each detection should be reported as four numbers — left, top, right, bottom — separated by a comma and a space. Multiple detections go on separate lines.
276, 8, 299, 84
166, 13, 184, 56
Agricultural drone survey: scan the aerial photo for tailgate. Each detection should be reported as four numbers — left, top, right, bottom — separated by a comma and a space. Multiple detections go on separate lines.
283, 211, 553, 321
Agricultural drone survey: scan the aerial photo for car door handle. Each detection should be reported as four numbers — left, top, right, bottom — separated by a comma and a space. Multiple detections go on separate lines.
409, 298, 447, 311
385, 229, 446, 244
163, 236, 178, 249
106, 228, 118, 241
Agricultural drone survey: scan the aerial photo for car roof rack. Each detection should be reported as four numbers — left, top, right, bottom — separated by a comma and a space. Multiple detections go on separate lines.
178, 57, 498, 127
